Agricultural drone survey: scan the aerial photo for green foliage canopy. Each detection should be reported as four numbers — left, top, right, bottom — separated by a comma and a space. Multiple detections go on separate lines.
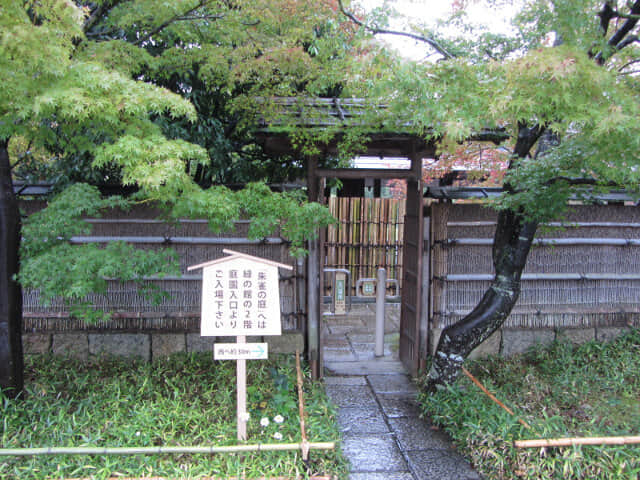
2, 0, 350, 315
344, 0, 640, 220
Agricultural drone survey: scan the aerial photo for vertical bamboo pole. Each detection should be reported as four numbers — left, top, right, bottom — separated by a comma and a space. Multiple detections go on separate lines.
371, 198, 377, 280
380, 199, 384, 279
327, 198, 335, 278
338, 198, 344, 275
295, 351, 310, 461
340, 198, 345, 283
359, 197, 366, 284
369, 198, 378, 282
398, 199, 406, 291
351, 197, 358, 287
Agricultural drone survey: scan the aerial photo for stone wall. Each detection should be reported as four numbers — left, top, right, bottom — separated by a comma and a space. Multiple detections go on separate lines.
22, 331, 305, 361
430, 325, 635, 360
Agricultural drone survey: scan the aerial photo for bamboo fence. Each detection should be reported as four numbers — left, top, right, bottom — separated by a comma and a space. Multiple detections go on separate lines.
20, 203, 302, 333
325, 197, 405, 296
429, 202, 640, 330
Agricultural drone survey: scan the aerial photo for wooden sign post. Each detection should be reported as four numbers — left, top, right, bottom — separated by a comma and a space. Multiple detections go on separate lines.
188, 250, 292, 441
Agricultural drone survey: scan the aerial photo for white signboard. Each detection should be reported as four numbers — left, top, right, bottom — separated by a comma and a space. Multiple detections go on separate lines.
188, 250, 292, 442
214, 342, 268, 360
200, 256, 282, 337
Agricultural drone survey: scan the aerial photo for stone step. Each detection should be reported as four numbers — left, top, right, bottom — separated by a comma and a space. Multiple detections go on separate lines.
324, 360, 406, 376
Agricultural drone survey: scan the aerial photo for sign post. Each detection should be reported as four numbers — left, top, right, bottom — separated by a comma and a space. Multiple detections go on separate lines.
188, 249, 293, 441
236, 335, 247, 440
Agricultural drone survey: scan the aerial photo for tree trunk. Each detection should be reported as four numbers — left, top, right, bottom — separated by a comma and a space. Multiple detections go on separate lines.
0, 139, 23, 398
425, 125, 550, 393
426, 210, 538, 391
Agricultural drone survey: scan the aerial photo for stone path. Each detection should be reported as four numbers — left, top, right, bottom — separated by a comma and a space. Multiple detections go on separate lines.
322, 304, 482, 480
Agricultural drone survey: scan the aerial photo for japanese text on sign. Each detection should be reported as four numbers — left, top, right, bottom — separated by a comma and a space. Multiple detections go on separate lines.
214, 343, 268, 360
201, 257, 281, 337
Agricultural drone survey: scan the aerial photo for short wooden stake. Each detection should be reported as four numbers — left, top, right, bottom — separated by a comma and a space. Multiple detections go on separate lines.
515, 435, 640, 449
462, 367, 532, 430
295, 350, 310, 462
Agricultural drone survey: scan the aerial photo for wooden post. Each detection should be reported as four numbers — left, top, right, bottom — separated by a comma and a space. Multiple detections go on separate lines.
237, 335, 247, 441
306, 155, 321, 379
420, 213, 431, 372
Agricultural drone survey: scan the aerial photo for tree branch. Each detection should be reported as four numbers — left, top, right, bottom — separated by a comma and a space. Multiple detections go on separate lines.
171, 14, 225, 21
611, 10, 640, 20
511, 123, 544, 160
595, 0, 640, 64
543, 176, 625, 187
617, 57, 640, 71
598, 1, 616, 36
615, 34, 639, 50
336, 0, 453, 59
83, 0, 129, 34
9, 140, 34, 171
467, 128, 510, 145
133, 0, 221, 46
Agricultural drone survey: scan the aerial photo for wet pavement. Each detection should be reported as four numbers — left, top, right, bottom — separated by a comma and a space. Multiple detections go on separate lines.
322, 304, 482, 480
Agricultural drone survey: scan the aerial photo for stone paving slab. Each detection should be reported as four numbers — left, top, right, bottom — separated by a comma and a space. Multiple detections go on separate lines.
323, 348, 358, 362
389, 417, 455, 451
323, 376, 367, 386
348, 333, 376, 343
377, 393, 423, 418
326, 325, 356, 335
368, 374, 418, 394
352, 343, 395, 359
337, 406, 390, 435
406, 449, 482, 480
325, 360, 407, 375
324, 385, 378, 408
323, 306, 482, 480
322, 335, 351, 347
349, 473, 414, 480
342, 435, 408, 472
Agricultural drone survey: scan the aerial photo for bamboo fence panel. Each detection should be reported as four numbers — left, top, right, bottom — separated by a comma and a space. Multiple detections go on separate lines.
430, 202, 640, 330
21, 203, 301, 333
325, 197, 405, 296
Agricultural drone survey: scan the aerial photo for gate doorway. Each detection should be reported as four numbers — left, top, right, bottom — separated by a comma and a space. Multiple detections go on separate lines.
310, 146, 430, 378
257, 111, 435, 378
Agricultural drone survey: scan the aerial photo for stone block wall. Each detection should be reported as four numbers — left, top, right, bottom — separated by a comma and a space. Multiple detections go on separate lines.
430, 325, 635, 360
23, 331, 305, 361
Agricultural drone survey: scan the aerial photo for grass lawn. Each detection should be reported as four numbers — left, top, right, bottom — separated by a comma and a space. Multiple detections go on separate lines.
0, 353, 348, 480
419, 328, 640, 480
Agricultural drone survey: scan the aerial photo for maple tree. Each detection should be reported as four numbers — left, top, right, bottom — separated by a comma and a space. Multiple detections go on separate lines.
0, 0, 356, 396
339, 0, 640, 391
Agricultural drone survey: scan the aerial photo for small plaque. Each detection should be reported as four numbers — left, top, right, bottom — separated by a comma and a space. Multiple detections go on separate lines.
214, 343, 268, 360
334, 271, 346, 314
362, 280, 376, 296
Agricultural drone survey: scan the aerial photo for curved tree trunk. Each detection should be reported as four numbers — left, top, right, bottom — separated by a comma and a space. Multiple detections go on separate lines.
0, 139, 23, 397
426, 210, 537, 391
425, 125, 552, 393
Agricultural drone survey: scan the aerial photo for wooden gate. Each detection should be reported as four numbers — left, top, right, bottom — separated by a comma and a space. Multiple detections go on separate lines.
399, 178, 424, 376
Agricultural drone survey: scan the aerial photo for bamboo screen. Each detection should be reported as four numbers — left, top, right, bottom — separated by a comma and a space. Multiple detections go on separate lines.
324, 197, 405, 296
430, 202, 640, 330
21, 204, 302, 333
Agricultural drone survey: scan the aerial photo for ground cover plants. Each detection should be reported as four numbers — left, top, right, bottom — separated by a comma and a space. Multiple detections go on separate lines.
0, 353, 348, 479
419, 329, 640, 479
